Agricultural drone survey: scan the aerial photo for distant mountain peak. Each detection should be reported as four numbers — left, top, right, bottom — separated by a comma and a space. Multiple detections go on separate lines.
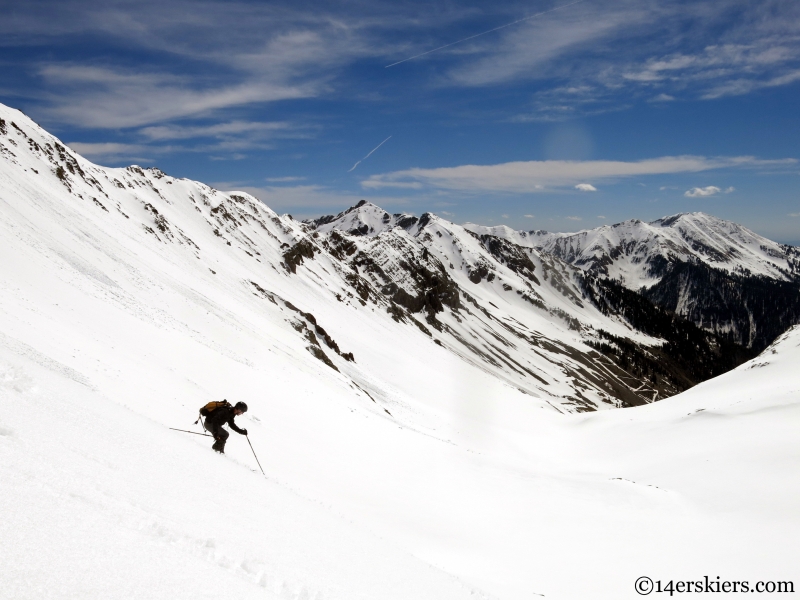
305, 200, 421, 237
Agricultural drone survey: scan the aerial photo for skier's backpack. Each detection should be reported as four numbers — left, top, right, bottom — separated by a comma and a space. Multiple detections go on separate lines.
199, 400, 231, 418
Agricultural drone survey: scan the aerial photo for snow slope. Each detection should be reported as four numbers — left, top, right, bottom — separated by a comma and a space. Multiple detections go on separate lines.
465, 213, 800, 287
2, 103, 798, 599
3, 293, 797, 599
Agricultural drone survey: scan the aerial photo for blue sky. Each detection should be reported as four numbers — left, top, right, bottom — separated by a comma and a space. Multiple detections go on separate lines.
2, 0, 799, 242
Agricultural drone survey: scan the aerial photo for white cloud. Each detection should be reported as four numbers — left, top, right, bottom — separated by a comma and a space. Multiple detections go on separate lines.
649, 93, 676, 102
684, 185, 721, 197
365, 180, 423, 190
209, 153, 247, 161
789, 212, 800, 218
265, 176, 306, 183
524, 214, 535, 218
725, 186, 735, 193
364, 156, 796, 194
501, 213, 510, 219
597, 215, 607, 219
566, 216, 582, 221
575, 183, 597, 192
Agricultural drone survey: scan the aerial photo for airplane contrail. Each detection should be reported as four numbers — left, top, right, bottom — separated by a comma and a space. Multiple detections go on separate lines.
385, 0, 586, 68
348, 135, 392, 172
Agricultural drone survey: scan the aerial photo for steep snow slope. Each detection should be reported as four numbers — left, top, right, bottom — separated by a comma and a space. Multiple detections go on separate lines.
2, 103, 798, 599
466, 213, 800, 287
0, 353, 487, 600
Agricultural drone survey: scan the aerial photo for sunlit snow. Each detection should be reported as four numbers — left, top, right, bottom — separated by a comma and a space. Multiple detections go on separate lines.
1, 103, 798, 600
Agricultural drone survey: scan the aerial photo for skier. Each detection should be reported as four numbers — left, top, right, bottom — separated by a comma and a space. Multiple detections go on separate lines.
202, 400, 248, 453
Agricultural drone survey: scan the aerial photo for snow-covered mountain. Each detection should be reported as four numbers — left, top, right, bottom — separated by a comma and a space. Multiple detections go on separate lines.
466, 214, 800, 351
2, 102, 744, 412
2, 102, 799, 599
466, 212, 800, 286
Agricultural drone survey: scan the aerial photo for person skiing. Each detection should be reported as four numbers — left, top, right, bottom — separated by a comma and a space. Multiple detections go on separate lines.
203, 400, 248, 453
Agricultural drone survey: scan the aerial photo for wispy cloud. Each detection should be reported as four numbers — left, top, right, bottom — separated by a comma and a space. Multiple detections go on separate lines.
37, 65, 316, 129
384, 0, 590, 69
702, 69, 800, 99
64, 118, 311, 163
495, 1, 800, 120
265, 176, 306, 183
649, 93, 676, 102
443, 0, 651, 88
574, 183, 597, 191
7, 0, 393, 131
139, 121, 296, 141
364, 156, 796, 194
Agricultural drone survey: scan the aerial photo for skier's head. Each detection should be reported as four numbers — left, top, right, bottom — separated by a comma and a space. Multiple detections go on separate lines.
234, 401, 248, 415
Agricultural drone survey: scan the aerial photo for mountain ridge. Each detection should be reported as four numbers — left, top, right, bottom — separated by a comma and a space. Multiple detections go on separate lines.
464, 211, 799, 285
0, 101, 786, 411
463, 211, 800, 351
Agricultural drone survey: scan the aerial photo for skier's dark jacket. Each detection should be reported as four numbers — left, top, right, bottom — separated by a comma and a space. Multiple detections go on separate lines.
204, 405, 247, 435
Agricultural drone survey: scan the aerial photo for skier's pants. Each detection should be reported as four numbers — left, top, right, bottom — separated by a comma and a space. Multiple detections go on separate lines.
205, 421, 228, 453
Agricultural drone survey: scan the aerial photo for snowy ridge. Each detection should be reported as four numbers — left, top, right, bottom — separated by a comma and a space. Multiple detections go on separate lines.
305, 199, 419, 237
464, 214, 800, 353
0, 101, 692, 413
465, 213, 800, 287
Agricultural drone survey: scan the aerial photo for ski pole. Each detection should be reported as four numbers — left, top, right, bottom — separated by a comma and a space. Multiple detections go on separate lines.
170, 428, 213, 437
246, 435, 266, 477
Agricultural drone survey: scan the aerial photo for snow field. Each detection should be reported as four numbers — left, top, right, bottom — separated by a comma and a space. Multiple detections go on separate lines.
4, 325, 798, 599
0, 350, 495, 600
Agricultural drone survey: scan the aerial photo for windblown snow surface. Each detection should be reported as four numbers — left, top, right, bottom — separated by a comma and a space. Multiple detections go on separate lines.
1, 103, 798, 599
